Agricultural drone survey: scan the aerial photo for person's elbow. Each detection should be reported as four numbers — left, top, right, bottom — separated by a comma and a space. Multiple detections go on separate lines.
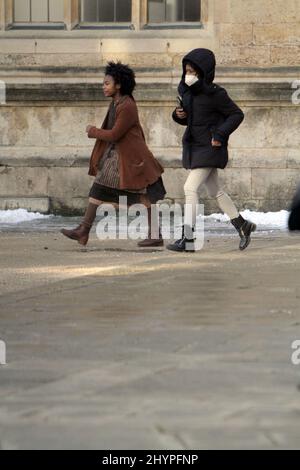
237, 109, 245, 125
231, 109, 244, 130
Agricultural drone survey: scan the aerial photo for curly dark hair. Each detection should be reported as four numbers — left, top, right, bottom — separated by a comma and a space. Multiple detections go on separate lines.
105, 61, 136, 97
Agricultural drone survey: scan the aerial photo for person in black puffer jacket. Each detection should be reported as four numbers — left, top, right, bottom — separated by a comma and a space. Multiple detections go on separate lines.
167, 48, 256, 252
288, 184, 300, 231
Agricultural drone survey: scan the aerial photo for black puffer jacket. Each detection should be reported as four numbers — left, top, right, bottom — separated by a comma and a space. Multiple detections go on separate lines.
172, 48, 244, 169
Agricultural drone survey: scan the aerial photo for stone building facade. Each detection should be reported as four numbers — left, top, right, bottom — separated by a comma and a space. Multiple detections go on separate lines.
0, 0, 299, 214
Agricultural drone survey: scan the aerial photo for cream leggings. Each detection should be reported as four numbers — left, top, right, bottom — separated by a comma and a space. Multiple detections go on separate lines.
184, 168, 239, 226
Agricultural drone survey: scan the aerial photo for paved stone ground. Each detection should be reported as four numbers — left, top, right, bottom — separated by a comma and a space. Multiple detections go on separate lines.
0, 228, 300, 449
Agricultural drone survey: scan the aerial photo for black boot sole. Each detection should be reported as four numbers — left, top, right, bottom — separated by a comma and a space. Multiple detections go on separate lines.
166, 244, 195, 253
137, 239, 164, 247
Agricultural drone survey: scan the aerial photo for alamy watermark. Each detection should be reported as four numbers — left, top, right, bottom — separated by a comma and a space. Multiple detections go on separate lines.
0, 80, 6, 105
291, 80, 300, 105
0, 340, 6, 365
291, 340, 300, 365
94, 199, 205, 251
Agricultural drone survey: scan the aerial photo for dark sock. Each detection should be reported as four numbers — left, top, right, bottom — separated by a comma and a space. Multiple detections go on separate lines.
82, 203, 98, 229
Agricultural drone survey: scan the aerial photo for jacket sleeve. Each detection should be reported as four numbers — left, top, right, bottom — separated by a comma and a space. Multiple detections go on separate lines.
88, 103, 138, 142
212, 88, 244, 143
172, 108, 188, 126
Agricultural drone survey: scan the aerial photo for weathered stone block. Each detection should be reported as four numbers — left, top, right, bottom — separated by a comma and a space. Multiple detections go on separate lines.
161, 168, 187, 200
218, 46, 271, 67
48, 167, 92, 199
0, 39, 35, 53
0, 53, 102, 67
287, 149, 300, 169
233, 107, 300, 149
271, 46, 300, 66
0, 196, 50, 212
139, 106, 181, 148
0, 167, 48, 197
102, 53, 172, 68
254, 23, 300, 46
219, 23, 253, 46
0, 107, 15, 146
229, 148, 288, 169
251, 169, 299, 199
214, 0, 300, 24
217, 168, 252, 199
35, 39, 101, 54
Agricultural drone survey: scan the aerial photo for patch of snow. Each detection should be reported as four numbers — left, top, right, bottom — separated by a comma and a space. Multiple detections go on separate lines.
0, 209, 52, 225
202, 210, 289, 229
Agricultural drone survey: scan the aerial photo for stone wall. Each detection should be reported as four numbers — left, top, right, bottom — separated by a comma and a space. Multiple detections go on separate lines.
0, 0, 299, 214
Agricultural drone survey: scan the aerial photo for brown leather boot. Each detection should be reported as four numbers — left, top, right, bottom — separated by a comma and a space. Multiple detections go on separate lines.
61, 202, 98, 246
61, 224, 91, 246
137, 206, 164, 248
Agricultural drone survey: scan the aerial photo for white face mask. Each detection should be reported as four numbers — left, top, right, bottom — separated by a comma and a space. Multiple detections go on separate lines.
185, 74, 199, 87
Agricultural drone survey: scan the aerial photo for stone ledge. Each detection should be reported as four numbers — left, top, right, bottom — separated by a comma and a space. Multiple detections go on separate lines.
1, 147, 299, 169
0, 65, 300, 76
1, 81, 296, 103
0, 195, 292, 215
0, 197, 50, 213
0, 148, 183, 169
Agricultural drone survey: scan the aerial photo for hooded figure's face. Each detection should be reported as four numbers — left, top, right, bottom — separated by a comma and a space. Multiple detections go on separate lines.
185, 63, 202, 87
180, 49, 216, 94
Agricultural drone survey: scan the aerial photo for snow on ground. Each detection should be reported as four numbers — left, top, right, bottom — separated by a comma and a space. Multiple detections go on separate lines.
0, 209, 52, 224
0, 208, 290, 230
203, 210, 289, 229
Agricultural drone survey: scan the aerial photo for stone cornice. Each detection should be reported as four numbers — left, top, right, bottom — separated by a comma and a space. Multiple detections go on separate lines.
1, 80, 297, 103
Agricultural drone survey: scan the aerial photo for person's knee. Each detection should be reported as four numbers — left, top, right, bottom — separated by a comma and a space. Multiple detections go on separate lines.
184, 181, 198, 197
206, 187, 218, 198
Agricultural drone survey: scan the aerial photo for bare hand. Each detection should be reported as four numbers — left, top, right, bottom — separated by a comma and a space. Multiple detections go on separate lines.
211, 139, 222, 147
86, 125, 94, 133
175, 108, 187, 119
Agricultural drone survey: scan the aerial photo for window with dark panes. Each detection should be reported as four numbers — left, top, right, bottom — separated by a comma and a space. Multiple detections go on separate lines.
81, 0, 132, 23
13, 0, 64, 23
148, 0, 200, 23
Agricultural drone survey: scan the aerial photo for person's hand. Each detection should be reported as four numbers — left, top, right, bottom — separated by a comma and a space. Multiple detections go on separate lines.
211, 139, 222, 147
86, 125, 94, 133
175, 108, 187, 119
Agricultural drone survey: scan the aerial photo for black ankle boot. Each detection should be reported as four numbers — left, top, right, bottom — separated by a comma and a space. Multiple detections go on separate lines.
167, 226, 195, 253
231, 215, 256, 251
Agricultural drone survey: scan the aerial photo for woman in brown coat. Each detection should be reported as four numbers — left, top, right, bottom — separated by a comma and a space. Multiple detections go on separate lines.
61, 62, 166, 247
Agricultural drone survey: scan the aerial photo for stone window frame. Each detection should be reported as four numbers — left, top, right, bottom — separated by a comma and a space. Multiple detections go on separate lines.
0, 0, 210, 33
79, 0, 132, 29
3, 0, 67, 30
13, 0, 65, 26
142, 0, 203, 30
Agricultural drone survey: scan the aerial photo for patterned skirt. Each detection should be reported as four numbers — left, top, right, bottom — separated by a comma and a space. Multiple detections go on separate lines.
89, 177, 166, 206
89, 145, 166, 206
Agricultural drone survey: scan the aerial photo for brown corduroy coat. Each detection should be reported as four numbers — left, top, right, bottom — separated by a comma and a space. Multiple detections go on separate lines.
87, 96, 164, 190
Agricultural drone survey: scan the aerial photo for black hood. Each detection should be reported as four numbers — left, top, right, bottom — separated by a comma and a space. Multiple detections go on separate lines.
178, 48, 216, 95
